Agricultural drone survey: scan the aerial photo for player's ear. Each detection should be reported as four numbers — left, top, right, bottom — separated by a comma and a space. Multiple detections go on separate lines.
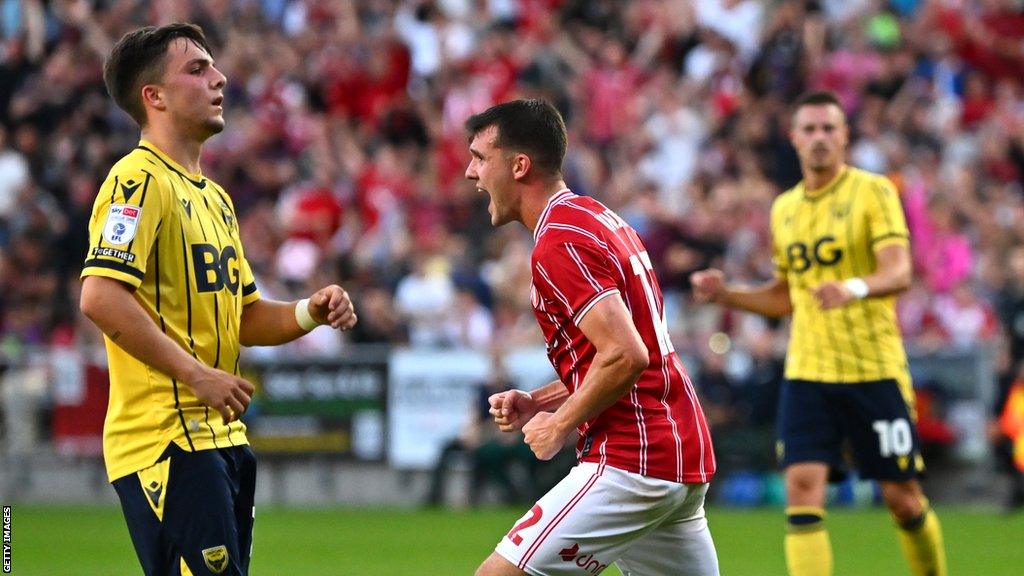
141, 84, 166, 113
511, 152, 531, 181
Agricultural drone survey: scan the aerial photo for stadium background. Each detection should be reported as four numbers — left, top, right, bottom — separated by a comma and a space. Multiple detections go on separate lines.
1, 0, 1023, 574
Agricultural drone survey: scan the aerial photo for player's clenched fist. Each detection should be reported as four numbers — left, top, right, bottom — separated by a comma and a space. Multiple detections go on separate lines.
183, 364, 255, 424
308, 284, 358, 330
488, 389, 538, 432
690, 269, 726, 303
811, 281, 855, 310
522, 412, 571, 461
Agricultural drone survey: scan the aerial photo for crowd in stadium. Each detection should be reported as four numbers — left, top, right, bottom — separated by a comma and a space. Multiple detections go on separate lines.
1, 0, 1023, 431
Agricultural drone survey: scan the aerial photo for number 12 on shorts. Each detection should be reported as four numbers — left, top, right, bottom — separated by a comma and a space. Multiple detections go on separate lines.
872, 418, 912, 457
507, 505, 543, 546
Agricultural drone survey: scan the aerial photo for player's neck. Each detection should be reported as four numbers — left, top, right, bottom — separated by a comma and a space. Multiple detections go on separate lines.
522, 180, 569, 233
140, 126, 204, 176
803, 163, 846, 192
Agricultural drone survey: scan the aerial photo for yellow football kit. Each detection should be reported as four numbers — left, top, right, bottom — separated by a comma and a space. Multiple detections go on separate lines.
82, 140, 260, 482
770, 166, 911, 389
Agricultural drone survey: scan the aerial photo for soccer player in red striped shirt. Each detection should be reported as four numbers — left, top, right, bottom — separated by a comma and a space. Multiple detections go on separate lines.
467, 100, 719, 576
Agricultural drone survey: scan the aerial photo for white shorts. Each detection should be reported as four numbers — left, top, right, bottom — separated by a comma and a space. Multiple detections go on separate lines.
494, 462, 719, 576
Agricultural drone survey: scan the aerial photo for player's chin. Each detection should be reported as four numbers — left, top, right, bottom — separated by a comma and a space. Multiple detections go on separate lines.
203, 116, 226, 135
490, 203, 514, 226
490, 210, 511, 227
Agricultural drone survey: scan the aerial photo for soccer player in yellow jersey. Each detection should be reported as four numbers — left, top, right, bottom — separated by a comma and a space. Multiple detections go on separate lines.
692, 91, 946, 576
79, 24, 357, 576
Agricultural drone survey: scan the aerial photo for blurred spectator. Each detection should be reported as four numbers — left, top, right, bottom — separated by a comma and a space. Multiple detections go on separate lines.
0, 125, 28, 226
905, 194, 973, 294
394, 253, 455, 347
347, 286, 407, 344
442, 285, 495, 350
997, 247, 1024, 366
0, 0, 1017, 401
930, 282, 999, 349
424, 360, 535, 507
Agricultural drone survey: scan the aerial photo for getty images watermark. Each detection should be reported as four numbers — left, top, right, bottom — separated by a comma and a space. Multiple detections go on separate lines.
2, 505, 10, 573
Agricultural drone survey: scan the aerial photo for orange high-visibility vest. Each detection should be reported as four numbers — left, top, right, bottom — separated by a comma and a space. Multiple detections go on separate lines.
1000, 381, 1024, 472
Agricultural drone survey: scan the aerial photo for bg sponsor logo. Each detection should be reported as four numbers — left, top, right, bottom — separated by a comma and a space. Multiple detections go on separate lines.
785, 235, 843, 273
191, 244, 239, 293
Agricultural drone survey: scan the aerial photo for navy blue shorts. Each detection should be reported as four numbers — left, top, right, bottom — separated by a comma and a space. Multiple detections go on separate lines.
112, 444, 256, 576
776, 379, 924, 482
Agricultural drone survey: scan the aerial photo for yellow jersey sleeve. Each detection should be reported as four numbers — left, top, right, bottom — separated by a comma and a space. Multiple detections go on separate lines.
865, 176, 910, 251
82, 170, 167, 288
770, 194, 791, 278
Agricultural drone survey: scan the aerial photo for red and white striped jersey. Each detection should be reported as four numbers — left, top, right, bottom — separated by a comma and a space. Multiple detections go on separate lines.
530, 189, 716, 484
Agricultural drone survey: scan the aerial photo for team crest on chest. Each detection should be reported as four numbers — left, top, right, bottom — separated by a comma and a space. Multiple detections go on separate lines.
219, 200, 235, 230
102, 204, 142, 245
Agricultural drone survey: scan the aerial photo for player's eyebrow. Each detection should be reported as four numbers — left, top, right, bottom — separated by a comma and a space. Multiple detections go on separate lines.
469, 146, 484, 159
183, 57, 213, 69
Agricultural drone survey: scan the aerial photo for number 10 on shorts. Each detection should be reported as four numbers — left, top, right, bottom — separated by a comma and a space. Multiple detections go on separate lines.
872, 418, 912, 457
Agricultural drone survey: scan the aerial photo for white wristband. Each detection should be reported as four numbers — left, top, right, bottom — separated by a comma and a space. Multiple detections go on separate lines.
295, 298, 319, 331
843, 278, 870, 300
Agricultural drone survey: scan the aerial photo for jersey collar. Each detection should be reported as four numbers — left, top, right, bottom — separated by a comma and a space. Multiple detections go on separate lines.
137, 139, 207, 188
801, 166, 849, 200
533, 188, 575, 242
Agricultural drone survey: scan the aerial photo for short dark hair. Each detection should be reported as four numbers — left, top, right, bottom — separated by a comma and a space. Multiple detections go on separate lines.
104, 23, 213, 127
464, 99, 567, 178
792, 90, 844, 119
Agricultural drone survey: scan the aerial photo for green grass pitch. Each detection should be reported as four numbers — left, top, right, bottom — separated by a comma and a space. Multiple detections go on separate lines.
9, 505, 1022, 574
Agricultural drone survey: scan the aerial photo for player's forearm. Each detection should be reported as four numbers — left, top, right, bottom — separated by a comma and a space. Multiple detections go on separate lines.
720, 279, 793, 318
530, 380, 571, 412
549, 348, 647, 433
80, 276, 203, 382
239, 299, 309, 346
858, 271, 911, 299
859, 245, 912, 298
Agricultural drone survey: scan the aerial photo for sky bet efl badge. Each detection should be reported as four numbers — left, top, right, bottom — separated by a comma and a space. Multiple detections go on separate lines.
102, 204, 142, 245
